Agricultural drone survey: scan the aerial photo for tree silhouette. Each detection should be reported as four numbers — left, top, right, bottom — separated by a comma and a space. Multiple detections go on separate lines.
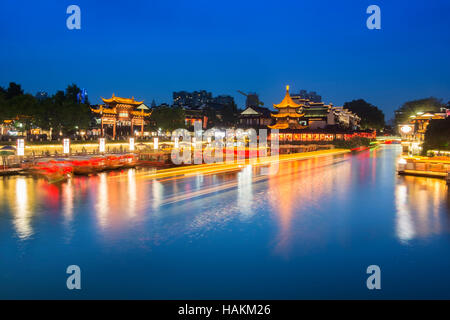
5, 82, 24, 100
343, 99, 385, 130
394, 97, 444, 125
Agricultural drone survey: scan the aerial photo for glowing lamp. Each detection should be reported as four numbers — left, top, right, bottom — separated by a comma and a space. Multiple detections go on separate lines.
174, 137, 179, 148
400, 125, 412, 134
17, 139, 24, 156
398, 158, 407, 165
63, 138, 70, 154
99, 138, 105, 153
153, 137, 158, 150
129, 138, 135, 152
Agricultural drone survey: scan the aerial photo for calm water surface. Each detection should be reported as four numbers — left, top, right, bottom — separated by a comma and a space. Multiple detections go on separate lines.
1, 145, 449, 299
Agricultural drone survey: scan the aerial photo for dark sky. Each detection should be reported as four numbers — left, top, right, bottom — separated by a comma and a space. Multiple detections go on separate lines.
1, 0, 449, 119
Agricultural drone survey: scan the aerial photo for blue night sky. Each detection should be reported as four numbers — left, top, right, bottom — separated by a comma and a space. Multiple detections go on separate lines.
1, 0, 449, 119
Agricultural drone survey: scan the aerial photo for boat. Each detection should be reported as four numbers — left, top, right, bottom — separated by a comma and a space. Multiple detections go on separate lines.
104, 155, 125, 170
23, 154, 138, 180
70, 157, 99, 175
138, 152, 171, 168
30, 160, 73, 183
120, 154, 138, 168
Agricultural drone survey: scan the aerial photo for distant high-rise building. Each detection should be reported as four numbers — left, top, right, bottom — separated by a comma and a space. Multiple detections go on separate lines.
173, 90, 212, 107
213, 95, 235, 106
292, 90, 322, 103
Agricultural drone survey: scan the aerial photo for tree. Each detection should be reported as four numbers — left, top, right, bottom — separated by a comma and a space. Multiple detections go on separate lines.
8, 94, 37, 131
33, 98, 54, 131
0, 83, 93, 137
65, 83, 88, 104
394, 97, 444, 125
221, 101, 238, 126
343, 99, 385, 130
203, 106, 218, 127
5, 82, 24, 100
422, 118, 450, 154
0, 83, 32, 128
50, 85, 92, 136
151, 105, 186, 131
0, 91, 11, 122
59, 101, 92, 135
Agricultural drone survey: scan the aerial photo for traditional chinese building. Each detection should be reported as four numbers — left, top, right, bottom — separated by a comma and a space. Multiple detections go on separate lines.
409, 111, 447, 141
184, 107, 208, 129
269, 86, 374, 142
268, 85, 307, 130
91, 94, 152, 139
239, 106, 272, 128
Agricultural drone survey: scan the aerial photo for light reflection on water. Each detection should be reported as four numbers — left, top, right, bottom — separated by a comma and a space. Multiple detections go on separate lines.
395, 175, 450, 242
13, 177, 32, 239
0, 145, 449, 298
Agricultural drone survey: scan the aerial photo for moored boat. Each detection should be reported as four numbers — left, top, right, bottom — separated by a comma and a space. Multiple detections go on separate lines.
29, 160, 73, 183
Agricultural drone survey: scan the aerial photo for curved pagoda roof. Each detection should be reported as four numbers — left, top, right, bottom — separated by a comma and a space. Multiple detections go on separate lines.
271, 112, 304, 118
273, 85, 301, 109
101, 93, 143, 105
268, 123, 308, 130
90, 105, 151, 116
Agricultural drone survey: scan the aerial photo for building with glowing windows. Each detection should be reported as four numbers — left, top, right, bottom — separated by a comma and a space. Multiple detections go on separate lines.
269, 86, 374, 142
90, 94, 152, 139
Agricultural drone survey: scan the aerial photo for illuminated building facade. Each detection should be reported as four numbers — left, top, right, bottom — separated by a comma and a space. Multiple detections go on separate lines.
239, 106, 272, 128
91, 94, 152, 139
268, 85, 307, 130
269, 86, 373, 142
184, 108, 208, 129
409, 111, 447, 141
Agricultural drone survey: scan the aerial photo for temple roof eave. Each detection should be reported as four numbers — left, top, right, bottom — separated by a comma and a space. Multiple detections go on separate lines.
271, 113, 305, 118
90, 106, 152, 117
268, 123, 289, 129
268, 123, 309, 130
101, 95, 144, 105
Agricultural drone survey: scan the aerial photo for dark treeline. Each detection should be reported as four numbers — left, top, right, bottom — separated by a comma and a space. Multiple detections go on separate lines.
0, 82, 92, 137
343, 99, 385, 130
422, 118, 450, 154
394, 97, 446, 126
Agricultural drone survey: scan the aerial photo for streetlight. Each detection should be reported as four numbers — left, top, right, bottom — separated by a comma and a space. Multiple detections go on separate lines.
400, 125, 412, 134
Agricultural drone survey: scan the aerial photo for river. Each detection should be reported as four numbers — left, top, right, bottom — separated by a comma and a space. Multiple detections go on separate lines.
0, 145, 449, 299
